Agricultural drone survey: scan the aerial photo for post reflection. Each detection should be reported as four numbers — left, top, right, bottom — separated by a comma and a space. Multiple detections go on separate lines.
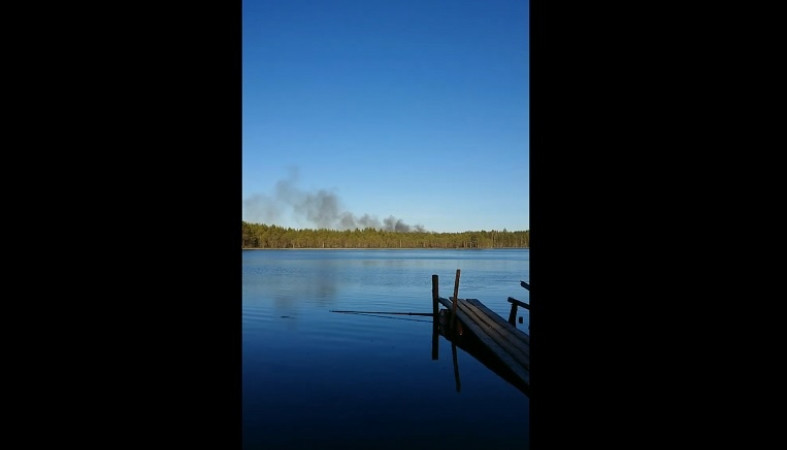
432, 308, 530, 397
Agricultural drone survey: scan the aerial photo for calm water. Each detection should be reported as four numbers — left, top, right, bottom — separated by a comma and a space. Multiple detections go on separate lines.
243, 249, 530, 449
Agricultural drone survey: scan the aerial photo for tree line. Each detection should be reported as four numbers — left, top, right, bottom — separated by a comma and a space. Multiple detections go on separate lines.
242, 222, 530, 249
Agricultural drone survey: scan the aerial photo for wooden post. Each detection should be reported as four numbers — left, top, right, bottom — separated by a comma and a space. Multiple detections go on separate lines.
448, 271, 462, 392
447, 271, 462, 392
451, 270, 460, 316
451, 269, 461, 334
431, 274, 439, 360
508, 303, 519, 325
432, 275, 439, 318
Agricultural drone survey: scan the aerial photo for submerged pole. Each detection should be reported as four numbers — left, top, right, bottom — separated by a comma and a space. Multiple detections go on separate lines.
432, 275, 439, 319
330, 310, 432, 316
432, 274, 439, 360
451, 270, 460, 317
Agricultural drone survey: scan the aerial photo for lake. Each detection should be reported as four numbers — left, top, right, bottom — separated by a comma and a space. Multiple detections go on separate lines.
243, 249, 530, 449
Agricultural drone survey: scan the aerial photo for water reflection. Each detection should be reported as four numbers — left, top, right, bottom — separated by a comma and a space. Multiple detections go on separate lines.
327, 307, 529, 396
243, 250, 530, 449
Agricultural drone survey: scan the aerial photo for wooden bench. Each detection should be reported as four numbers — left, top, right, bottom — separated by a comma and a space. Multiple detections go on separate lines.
508, 280, 530, 325
507, 297, 530, 325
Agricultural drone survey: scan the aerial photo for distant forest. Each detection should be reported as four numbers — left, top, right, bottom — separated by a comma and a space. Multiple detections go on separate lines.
242, 222, 530, 249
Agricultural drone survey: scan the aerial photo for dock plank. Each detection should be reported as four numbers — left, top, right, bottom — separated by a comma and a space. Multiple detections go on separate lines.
437, 297, 529, 385
459, 298, 529, 347
437, 296, 529, 385
457, 299, 530, 364
466, 298, 530, 346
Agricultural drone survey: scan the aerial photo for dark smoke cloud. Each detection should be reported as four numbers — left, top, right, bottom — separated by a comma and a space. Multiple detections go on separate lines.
243, 169, 426, 232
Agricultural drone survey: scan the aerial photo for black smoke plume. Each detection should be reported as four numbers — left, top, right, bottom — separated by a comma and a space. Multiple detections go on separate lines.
243, 170, 426, 232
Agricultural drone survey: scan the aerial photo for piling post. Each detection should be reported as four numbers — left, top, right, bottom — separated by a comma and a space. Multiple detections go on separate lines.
431, 274, 439, 360
432, 275, 439, 318
448, 273, 462, 392
451, 270, 460, 316
451, 269, 461, 333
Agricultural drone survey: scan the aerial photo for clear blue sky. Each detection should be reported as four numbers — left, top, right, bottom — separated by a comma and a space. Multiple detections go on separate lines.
243, 0, 529, 233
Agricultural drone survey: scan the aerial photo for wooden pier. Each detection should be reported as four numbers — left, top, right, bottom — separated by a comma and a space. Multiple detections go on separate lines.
431, 273, 530, 396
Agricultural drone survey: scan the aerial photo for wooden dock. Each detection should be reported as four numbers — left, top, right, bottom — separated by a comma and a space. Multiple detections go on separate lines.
431, 273, 530, 395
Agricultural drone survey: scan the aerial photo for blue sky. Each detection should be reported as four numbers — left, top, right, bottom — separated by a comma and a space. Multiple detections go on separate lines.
243, 0, 529, 233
